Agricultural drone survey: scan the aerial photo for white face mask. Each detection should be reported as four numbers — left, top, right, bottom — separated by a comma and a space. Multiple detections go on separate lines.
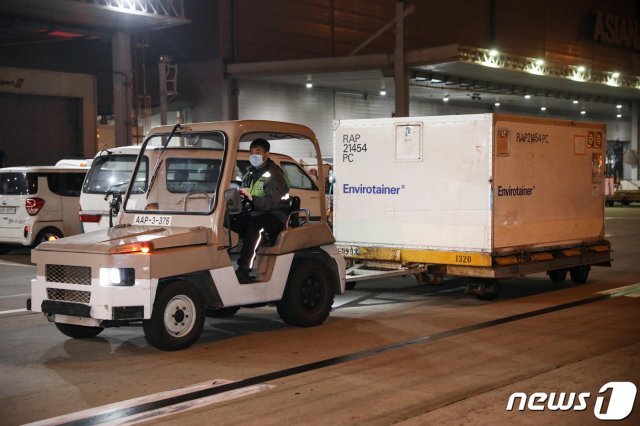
249, 154, 264, 168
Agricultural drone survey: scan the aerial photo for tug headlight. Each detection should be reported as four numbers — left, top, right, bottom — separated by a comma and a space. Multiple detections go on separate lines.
100, 268, 135, 286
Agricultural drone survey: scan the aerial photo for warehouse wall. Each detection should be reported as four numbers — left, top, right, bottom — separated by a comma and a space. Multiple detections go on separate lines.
0, 67, 96, 167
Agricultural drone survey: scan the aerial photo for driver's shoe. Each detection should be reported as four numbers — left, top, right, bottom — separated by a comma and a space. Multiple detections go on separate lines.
235, 267, 255, 284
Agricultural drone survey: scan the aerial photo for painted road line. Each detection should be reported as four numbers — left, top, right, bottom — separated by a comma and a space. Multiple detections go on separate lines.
0, 260, 34, 267
37, 293, 613, 426
24, 379, 273, 426
0, 292, 30, 299
598, 283, 640, 298
0, 308, 27, 315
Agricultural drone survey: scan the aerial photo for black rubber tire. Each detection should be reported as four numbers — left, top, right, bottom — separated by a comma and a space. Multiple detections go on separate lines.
0, 244, 11, 254
569, 265, 590, 284
548, 269, 567, 283
277, 259, 334, 327
205, 306, 240, 318
35, 228, 63, 246
143, 281, 205, 351
467, 279, 499, 301
55, 322, 103, 339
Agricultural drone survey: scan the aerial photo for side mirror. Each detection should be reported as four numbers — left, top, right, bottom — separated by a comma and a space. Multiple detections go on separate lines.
224, 189, 242, 214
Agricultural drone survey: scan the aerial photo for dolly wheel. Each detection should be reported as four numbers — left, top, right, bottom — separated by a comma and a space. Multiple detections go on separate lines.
548, 269, 567, 283
569, 265, 590, 284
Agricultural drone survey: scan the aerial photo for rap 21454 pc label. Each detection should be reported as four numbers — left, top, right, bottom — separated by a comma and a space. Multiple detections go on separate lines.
341, 133, 367, 163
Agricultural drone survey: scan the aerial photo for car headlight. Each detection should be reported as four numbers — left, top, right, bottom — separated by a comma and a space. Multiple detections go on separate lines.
99, 268, 135, 286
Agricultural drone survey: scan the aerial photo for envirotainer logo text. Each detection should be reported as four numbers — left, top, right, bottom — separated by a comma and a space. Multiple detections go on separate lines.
342, 184, 405, 195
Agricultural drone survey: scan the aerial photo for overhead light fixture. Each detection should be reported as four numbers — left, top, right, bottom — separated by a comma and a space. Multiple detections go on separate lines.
570, 65, 588, 82
617, 114, 622, 118
573, 100, 579, 104
580, 110, 586, 115
616, 104, 622, 109
606, 71, 621, 87
524, 94, 532, 99
526, 58, 545, 75
442, 95, 450, 102
305, 74, 313, 89
540, 106, 547, 111
380, 80, 386, 96
481, 48, 501, 68
494, 102, 501, 107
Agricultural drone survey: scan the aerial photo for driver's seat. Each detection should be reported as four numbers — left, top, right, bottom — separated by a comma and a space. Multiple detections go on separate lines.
262, 195, 301, 245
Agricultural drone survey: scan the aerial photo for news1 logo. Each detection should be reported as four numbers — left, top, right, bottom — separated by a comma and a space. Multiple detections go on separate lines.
506, 382, 637, 420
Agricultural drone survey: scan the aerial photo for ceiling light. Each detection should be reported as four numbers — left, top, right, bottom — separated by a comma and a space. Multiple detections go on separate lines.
616, 104, 622, 109
612, 72, 620, 78
379, 89, 387, 96
489, 49, 499, 57
494, 102, 501, 107
524, 94, 531, 99
305, 74, 313, 89
577, 66, 586, 72
580, 110, 586, 115
573, 100, 579, 104
540, 106, 547, 111
617, 114, 622, 118
443, 95, 449, 102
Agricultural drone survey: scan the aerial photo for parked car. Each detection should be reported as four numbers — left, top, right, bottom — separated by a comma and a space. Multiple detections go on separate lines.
0, 166, 87, 253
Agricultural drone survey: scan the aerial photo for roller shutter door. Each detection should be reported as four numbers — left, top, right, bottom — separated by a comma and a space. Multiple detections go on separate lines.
0, 93, 82, 167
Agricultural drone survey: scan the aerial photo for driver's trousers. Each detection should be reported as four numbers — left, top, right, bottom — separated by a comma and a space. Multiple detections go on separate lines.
230, 213, 284, 270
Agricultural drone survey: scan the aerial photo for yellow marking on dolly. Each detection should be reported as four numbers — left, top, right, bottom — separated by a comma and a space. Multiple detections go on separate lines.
494, 256, 519, 265
337, 245, 492, 267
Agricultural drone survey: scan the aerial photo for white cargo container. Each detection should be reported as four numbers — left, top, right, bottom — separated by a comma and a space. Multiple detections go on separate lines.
333, 113, 611, 297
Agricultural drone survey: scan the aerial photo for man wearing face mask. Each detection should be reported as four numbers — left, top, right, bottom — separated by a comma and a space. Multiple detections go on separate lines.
232, 138, 289, 283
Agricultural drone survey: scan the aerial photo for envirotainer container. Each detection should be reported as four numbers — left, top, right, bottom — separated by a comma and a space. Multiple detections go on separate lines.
333, 113, 610, 292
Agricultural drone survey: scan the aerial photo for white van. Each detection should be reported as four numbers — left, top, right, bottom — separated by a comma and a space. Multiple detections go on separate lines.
0, 166, 87, 253
79, 145, 321, 232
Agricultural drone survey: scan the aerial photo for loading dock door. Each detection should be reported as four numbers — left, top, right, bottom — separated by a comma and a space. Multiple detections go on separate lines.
0, 93, 82, 167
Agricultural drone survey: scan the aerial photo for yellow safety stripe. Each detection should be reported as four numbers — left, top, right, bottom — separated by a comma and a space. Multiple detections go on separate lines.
337, 245, 492, 267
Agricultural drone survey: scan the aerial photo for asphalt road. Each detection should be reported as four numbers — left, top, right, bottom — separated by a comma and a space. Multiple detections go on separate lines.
0, 207, 639, 425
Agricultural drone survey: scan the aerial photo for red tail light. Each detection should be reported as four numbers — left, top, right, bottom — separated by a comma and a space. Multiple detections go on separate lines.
25, 198, 45, 216
79, 213, 102, 223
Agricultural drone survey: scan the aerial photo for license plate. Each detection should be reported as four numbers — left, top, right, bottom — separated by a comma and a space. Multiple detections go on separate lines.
132, 215, 172, 226
0, 206, 16, 214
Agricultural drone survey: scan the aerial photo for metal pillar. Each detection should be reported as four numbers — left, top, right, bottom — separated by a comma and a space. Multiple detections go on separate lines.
394, 1, 409, 117
112, 31, 132, 147
631, 101, 639, 180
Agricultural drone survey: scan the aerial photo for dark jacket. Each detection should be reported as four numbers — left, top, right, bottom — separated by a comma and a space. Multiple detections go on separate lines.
241, 158, 289, 222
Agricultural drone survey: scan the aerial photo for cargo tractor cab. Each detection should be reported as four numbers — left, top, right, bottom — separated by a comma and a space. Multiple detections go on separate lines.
30, 120, 346, 351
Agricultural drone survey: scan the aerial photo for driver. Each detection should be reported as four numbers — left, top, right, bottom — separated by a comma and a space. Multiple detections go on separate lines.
231, 138, 289, 283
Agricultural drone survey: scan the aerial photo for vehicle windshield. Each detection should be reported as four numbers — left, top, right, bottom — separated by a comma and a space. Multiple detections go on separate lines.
0, 173, 37, 195
83, 154, 148, 194
123, 131, 226, 214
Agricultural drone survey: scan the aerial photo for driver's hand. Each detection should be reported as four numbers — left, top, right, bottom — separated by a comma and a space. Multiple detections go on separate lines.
239, 188, 253, 201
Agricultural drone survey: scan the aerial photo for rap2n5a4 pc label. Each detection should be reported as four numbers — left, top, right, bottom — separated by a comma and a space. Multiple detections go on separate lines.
506, 381, 637, 420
